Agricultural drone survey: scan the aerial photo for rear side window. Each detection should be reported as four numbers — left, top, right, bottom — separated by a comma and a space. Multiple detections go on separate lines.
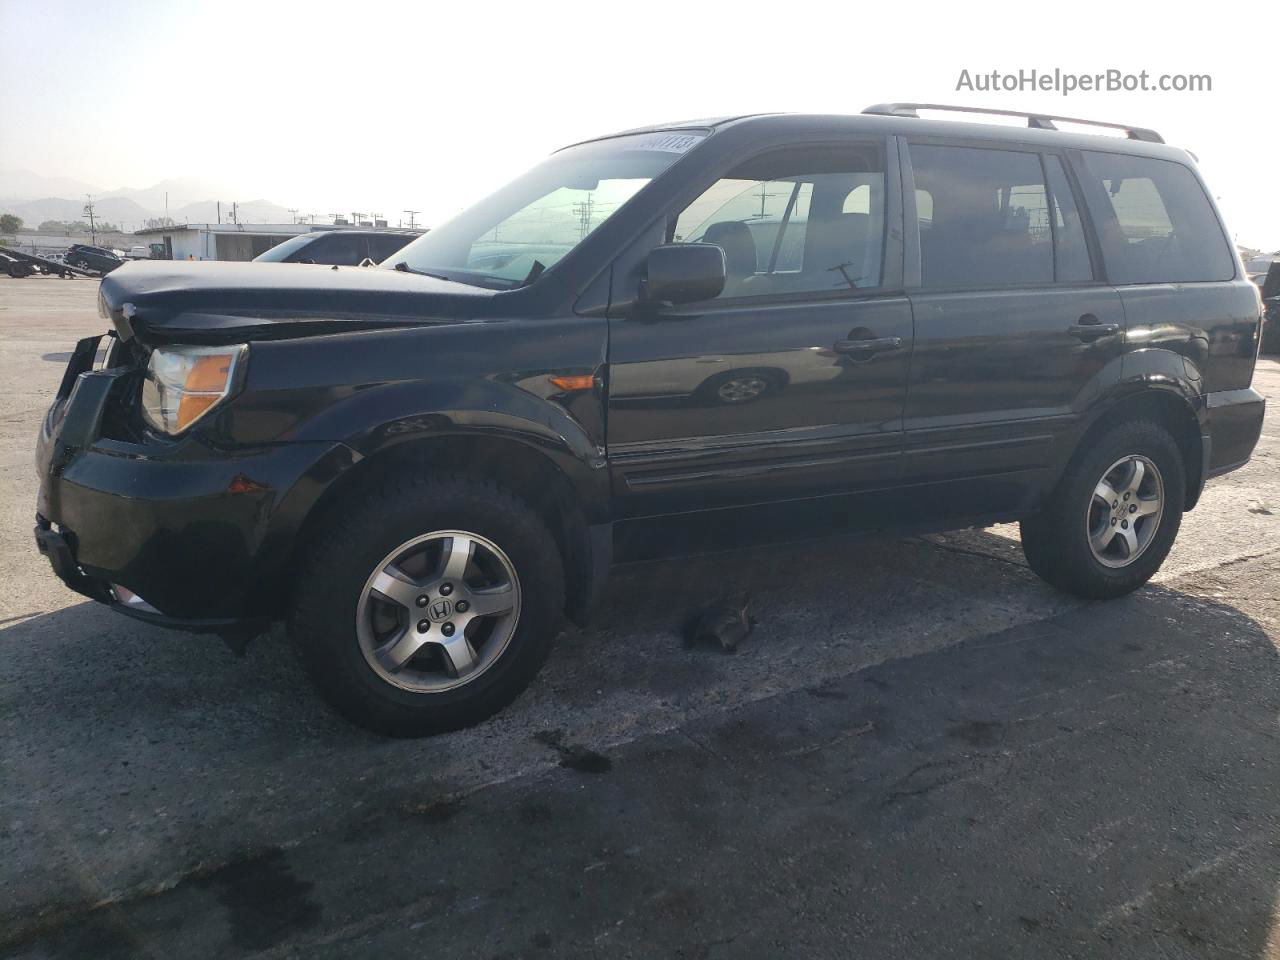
1080, 151, 1233, 284
910, 145, 1055, 287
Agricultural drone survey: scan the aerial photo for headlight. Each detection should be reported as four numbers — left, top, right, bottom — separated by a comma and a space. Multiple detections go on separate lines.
141, 343, 247, 435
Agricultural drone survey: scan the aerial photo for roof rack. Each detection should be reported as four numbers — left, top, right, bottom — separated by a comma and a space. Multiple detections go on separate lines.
862, 103, 1164, 144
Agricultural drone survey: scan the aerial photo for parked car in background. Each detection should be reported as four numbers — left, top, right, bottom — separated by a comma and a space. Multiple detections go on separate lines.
124, 246, 151, 260
253, 229, 422, 266
35, 106, 1267, 737
1246, 257, 1275, 285
1261, 262, 1280, 353
64, 244, 124, 274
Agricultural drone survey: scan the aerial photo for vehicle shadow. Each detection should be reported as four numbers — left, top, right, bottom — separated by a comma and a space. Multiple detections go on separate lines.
2, 529, 1278, 956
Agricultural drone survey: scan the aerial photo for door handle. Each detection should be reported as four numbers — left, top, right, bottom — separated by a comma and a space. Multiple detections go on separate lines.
1068, 316, 1120, 340
833, 336, 903, 357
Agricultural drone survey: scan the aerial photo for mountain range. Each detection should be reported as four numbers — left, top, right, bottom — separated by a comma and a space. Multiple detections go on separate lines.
0, 170, 294, 228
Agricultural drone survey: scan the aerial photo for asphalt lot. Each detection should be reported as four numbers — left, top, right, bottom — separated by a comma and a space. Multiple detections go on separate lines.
1, 273, 1278, 959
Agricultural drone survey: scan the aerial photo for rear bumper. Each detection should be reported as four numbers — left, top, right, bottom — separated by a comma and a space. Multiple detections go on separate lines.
1204, 386, 1266, 479
34, 336, 356, 626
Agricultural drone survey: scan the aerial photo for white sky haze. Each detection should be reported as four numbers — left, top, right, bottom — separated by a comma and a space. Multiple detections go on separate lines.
1, 0, 1277, 248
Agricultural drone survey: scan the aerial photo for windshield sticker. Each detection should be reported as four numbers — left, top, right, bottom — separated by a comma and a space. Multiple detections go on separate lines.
625, 133, 705, 154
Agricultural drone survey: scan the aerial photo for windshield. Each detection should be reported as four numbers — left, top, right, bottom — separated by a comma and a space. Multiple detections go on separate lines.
254, 233, 318, 262
387, 131, 705, 288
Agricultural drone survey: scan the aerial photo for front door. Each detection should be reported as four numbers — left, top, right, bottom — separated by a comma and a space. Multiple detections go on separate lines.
901, 140, 1126, 519
606, 140, 913, 523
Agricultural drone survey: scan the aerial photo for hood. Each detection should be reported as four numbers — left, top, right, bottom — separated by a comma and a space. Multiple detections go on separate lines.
98, 260, 497, 346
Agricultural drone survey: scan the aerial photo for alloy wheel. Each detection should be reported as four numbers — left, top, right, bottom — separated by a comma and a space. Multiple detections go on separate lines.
355, 530, 521, 693
1086, 455, 1164, 568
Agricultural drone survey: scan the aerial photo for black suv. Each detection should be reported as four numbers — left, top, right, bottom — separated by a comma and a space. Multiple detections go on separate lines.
65, 243, 124, 274
35, 106, 1266, 736
253, 229, 421, 266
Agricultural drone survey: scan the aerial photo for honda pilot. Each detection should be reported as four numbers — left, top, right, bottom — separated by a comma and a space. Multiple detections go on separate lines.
34, 105, 1266, 736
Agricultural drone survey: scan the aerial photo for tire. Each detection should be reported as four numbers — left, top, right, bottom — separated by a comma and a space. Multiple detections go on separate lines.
1020, 419, 1184, 600
289, 470, 564, 737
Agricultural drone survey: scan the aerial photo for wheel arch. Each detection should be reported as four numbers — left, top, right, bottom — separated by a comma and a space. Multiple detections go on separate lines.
1067, 383, 1205, 512
290, 430, 608, 625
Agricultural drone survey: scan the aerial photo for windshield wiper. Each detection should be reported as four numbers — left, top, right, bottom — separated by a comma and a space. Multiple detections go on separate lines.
393, 261, 452, 281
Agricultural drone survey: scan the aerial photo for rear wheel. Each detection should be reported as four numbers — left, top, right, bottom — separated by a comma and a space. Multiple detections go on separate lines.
1021, 420, 1184, 599
290, 470, 564, 737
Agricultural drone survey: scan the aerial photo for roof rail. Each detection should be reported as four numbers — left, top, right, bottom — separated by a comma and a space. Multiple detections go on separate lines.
862, 103, 1164, 143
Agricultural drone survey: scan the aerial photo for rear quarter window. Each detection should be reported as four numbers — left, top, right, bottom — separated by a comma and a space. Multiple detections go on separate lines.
1080, 151, 1234, 284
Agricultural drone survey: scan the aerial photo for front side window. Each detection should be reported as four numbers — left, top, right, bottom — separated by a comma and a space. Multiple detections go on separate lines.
1080, 151, 1233, 284
369, 234, 414, 263
254, 233, 319, 262
669, 144, 886, 299
911, 144, 1055, 288
389, 131, 704, 288
313, 233, 370, 265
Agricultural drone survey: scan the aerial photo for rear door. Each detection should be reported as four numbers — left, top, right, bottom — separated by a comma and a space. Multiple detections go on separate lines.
606, 139, 913, 519
901, 139, 1125, 519
1071, 149, 1251, 394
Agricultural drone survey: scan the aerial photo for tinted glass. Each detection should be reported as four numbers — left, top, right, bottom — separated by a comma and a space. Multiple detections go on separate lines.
1081, 151, 1233, 284
369, 234, 414, 263
254, 233, 317, 262
1044, 155, 1092, 282
311, 233, 369, 265
911, 144, 1053, 287
670, 144, 886, 299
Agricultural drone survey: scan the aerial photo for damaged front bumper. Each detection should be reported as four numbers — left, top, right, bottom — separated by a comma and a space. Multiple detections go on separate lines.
34, 333, 356, 641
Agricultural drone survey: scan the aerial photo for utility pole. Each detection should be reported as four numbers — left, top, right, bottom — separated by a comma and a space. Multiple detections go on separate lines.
288, 208, 299, 224
217, 201, 222, 225
230, 202, 238, 225
403, 209, 420, 229
752, 181, 783, 217
82, 195, 98, 244
572, 194, 596, 240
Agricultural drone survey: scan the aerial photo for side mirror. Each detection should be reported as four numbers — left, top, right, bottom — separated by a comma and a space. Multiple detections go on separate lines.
643, 243, 726, 306
1261, 262, 1280, 302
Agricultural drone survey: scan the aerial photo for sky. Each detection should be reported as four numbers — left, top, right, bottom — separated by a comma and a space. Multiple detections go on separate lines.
2, 0, 1278, 249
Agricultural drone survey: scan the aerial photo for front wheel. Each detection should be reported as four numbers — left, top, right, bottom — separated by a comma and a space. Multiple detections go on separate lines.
290, 471, 564, 737
1021, 420, 1184, 600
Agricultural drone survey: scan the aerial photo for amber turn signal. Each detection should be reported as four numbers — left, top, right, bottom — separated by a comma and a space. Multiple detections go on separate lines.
548, 374, 595, 391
